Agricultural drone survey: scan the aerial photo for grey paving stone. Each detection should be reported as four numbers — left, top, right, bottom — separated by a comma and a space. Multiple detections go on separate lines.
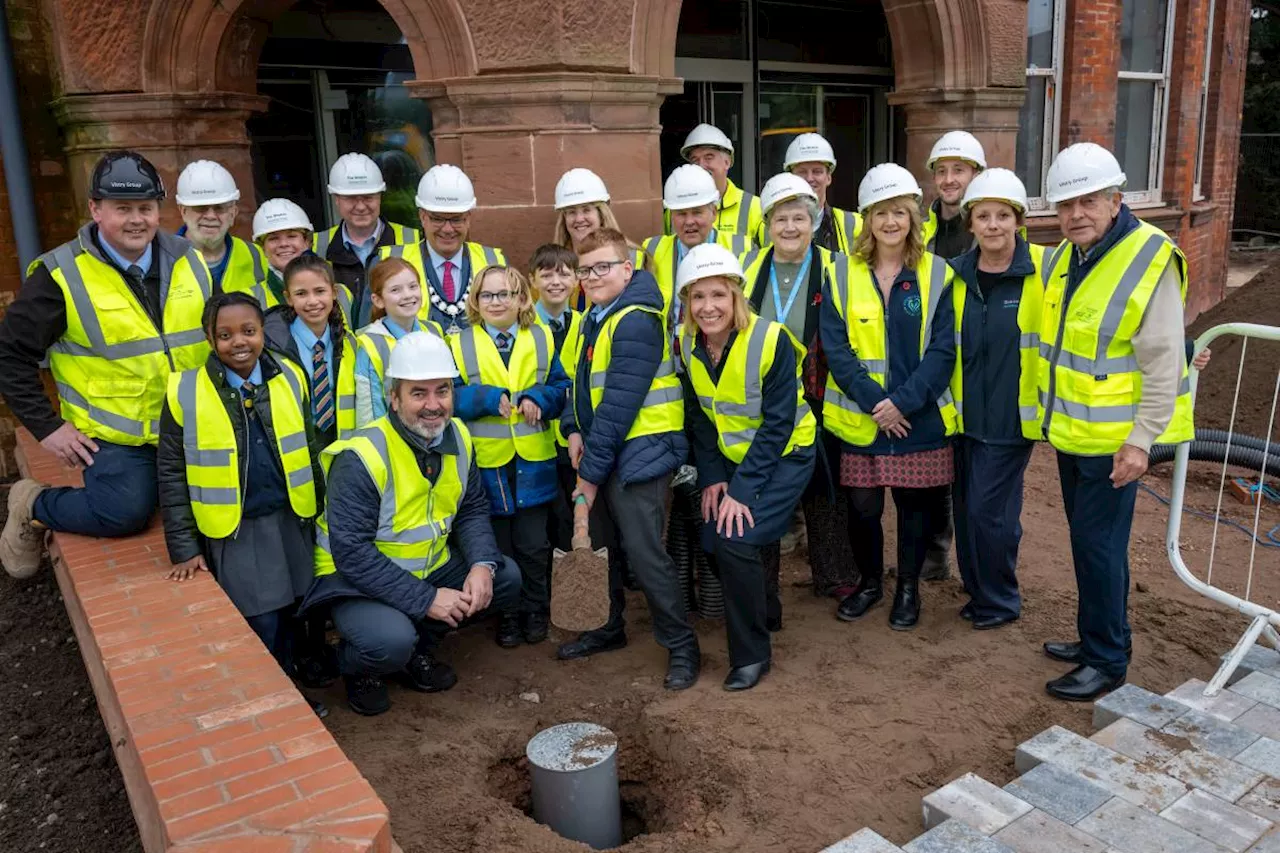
1162, 709, 1263, 759
1236, 705, 1280, 742
923, 773, 1034, 833
1076, 797, 1229, 853
1167, 679, 1259, 722
1092, 718, 1183, 765
1238, 779, 1280, 824
992, 809, 1112, 853
1232, 673, 1280, 711
1236, 737, 1280, 779
903, 820, 1016, 853
1093, 684, 1191, 731
1250, 828, 1280, 851
819, 828, 905, 853
1161, 748, 1267, 802
1015, 725, 1189, 812
1004, 763, 1113, 825
1159, 789, 1273, 852
1221, 646, 1280, 685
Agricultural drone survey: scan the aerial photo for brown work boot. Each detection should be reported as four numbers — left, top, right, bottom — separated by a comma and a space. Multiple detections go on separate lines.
1, 479, 49, 579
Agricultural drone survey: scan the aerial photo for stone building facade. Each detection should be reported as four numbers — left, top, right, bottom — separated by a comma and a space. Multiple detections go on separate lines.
0, 0, 1251, 319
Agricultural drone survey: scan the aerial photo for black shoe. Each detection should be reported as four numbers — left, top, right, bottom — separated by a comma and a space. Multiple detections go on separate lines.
1043, 640, 1133, 664
889, 583, 920, 631
664, 651, 701, 691
1045, 665, 1125, 702
497, 613, 523, 648
308, 697, 329, 719
973, 613, 1019, 631
557, 631, 627, 660
959, 602, 976, 622
766, 615, 783, 633
836, 583, 883, 622
402, 653, 458, 693
344, 674, 390, 716
294, 646, 339, 689
724, 660, 770, 691
523, 612, 549, 644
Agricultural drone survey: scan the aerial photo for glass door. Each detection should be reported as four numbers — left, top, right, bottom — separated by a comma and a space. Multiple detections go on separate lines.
662, 59, 756, 191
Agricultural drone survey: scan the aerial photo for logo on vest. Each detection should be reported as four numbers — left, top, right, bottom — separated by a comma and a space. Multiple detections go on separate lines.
903, 294, 923, 317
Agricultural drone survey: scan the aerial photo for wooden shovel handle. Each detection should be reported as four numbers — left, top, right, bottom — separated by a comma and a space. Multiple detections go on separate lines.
571, 493, 592, 550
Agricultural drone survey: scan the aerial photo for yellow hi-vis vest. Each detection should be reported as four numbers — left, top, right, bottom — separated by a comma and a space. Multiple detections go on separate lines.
548, 310, 583, 448
1038, 221, 1194, 455
313, 417, 474, 580
375, 241, 506, 326
823, 252, 960, 446
677, 315, 816, 464
226, 239, 278, 309
830, 206, 863, 255
642, 232, 753, 326
449, 323, 557, 467
32, 228, 213, 447
167, 361, 317, 538
950, 243, 1048, 441
575, 305, 684, 440
313, 221, 420, 258
330, 332, 361, 441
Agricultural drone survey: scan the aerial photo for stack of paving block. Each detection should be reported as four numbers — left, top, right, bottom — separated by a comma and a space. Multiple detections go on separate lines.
820, 646, 1280, 852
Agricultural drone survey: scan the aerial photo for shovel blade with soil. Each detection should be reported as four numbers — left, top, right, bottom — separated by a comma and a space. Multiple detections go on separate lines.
551, 494, 611, 632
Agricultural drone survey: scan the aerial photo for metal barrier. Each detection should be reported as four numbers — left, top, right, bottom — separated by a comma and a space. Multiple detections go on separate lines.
1167, 322, 1280, 695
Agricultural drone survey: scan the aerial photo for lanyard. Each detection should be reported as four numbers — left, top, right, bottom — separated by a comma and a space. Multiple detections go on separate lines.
769, 253, 812, 322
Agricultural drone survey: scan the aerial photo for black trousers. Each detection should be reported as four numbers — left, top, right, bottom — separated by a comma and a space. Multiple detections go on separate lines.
707, 539, 771, 668
846, 485, 950, 586
586, 474, 698, 655
953, 437, 1033, 620
493, 505, 551, 614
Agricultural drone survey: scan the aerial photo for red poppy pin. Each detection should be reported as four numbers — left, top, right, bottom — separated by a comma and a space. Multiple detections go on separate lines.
903, 282, 912, 291
812, 292, 823, 306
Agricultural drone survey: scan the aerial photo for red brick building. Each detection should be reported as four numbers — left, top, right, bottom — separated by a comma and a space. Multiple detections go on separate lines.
0, 0, 1250, 320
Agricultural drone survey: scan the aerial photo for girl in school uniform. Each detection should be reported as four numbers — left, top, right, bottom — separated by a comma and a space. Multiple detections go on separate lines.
158, 292, 327, 715
353, 257, 445, 427
449, 265, 571, 647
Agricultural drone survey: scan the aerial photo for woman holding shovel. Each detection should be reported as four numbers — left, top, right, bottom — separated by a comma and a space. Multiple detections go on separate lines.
675, 243, 816, 691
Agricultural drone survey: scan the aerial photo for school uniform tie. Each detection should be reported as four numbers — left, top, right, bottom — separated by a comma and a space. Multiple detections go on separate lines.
442, 260, 457, 303
495, 331, 512, 352
240, 381, 256, 410
311, 340, 335, 432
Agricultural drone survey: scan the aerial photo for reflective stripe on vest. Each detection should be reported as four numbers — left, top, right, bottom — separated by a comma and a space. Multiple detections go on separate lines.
678, 316, 815, 463
223, 238, 277, 309
167, 362, 316, 538
833, 207, 862, 255
314, 418, 472, 579
334, 332, 360, 440
450, 324, 556, 467
314, 227, 334, 258
1038, 223, 1194, 454
550, 309, 583, 448
578, 305, 683, 440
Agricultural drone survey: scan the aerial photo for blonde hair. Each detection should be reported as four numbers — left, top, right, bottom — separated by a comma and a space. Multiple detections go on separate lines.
854, 198, 925, 269
367, 256, 421, 322
680, 275, 752, 340
465, 265, 537, 329
555, 201, 644, 257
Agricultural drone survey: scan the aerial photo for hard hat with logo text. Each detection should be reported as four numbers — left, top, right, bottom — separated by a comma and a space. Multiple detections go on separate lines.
385, 330, 460, 381
252, 199, 314, 241
680, 123, 736, 162
663, 164, 721, 211
760, 172, 818, 217
327, 153, 386, 195
555, 168, 611, 210
926, 131, 987, 171
416, 164, 477, 213
961, 167, 1029, 215
90, 152, 165, 201
857, 163, 923, 213
1044, 143, 1127, 204
175, 160, 240, 206
784, 133, 837, 171
677, 242, 746, 298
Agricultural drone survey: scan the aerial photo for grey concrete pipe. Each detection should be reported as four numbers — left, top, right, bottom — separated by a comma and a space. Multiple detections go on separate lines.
527, 722, 622, 849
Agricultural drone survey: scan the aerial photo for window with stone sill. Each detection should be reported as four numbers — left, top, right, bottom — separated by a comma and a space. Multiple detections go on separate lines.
1016, 0, 1064, 210
1115, 0, 1177, 205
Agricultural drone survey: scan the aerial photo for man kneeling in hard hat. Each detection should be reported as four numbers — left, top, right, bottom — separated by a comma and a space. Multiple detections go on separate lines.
299, 331, 519, 716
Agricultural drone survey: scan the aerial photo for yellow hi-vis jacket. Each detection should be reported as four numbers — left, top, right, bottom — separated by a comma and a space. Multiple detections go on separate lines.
739, 243, 847, 311
642, 232, 754, 326
31, 226, 213, 447
576, 307, 684, 441
830, 206, 863, 255
677, 314, 816, 463
449, 323, 557, 468
950, 243, 1048, 441
313, 221, 420, 258
823, 252, 960, 446
226, 238, 278, 309
1038, 221, 1194, 455
547, 310, 583, 448
313, 417, 474, 580
376, 241, 506, 328
166, 360, 317, 538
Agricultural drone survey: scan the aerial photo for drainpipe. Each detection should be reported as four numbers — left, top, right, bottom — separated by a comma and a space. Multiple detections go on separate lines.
0, 6, 42, 279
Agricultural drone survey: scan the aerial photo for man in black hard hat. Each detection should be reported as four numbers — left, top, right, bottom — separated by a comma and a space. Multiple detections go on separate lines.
0, 151, 214, 580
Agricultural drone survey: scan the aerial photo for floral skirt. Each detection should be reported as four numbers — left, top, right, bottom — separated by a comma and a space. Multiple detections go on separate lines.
840, 445, 955, 489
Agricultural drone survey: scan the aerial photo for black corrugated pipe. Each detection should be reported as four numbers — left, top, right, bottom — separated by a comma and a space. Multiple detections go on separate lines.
0, 7, 41, 278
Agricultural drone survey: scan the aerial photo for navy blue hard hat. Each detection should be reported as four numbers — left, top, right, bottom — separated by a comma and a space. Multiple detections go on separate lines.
89, 151, 166, 201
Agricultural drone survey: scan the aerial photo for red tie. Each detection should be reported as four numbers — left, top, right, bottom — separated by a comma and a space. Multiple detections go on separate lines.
442, 260, 456, 303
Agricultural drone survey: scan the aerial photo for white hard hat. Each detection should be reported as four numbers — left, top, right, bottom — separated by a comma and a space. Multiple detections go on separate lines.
555, 168, 610, 210
415, 164, 476, 213
663, 164, 720, 211
385, 330, 460, 381
1045, 142, 1127, 204
681, 123, 735, 162
327, 153, 386, 195
926, 131, 987, 171
784, 133, 837, 171
760, 172, 818, 217
175, 160, 240, 206
252, 199, 314, 242
962, 167, 1030, 215
676, 242, 746, 298
857, 163, 923, 214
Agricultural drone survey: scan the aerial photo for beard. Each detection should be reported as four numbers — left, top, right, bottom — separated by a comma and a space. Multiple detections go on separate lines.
402, 410, 448, 441
187, 228, 227, 253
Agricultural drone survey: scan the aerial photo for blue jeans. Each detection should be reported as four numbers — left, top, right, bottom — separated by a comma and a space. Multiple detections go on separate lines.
953, 438, 1034, 620
33, 441, 157, 537
328, 555, 522, 676
1057, 451, 1137, 678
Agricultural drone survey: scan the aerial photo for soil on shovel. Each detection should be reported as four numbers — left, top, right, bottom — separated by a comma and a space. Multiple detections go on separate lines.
550, 547, 611, 632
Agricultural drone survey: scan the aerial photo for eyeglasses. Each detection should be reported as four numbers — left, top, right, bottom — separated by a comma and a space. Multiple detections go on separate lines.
427, 213, 468, 227
477, 290, 514, 304
574, 260, 627, 281
188, 203, 235, 216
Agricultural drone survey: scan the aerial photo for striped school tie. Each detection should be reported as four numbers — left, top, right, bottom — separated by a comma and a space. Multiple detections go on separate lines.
311, 340, 335, 432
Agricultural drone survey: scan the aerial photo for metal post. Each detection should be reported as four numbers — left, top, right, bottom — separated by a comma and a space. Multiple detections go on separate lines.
527, 722, 622, 850
0, 6, 42, 277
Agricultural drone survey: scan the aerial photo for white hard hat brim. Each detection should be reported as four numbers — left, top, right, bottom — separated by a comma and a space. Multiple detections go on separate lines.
415, 196, 476, 213
682, 144, 735, 164
176, 190, 241, 206
385, 366, 461, 381
329, 182, 388, 195
784, 157, 837, 172
677, 272, 745, 299
962, 195, 1026, 214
